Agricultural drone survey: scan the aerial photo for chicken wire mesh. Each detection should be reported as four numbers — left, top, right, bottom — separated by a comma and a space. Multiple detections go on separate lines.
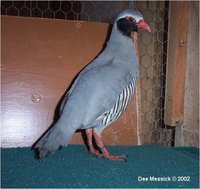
1, 1, 175, 146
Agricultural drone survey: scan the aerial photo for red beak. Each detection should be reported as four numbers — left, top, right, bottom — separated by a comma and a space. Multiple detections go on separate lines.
137, 20, 151, 32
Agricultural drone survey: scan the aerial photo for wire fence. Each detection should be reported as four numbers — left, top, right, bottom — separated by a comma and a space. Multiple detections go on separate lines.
1, 1, 175, 146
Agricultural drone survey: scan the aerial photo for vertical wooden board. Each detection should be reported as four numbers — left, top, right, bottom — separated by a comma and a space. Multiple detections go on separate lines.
131, 32, 142, 145
164, 2, 188, 126
1, 16, 139, 147
181, 1, 199, 147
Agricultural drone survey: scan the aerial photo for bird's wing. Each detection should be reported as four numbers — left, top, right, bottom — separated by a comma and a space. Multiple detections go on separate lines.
59, 52, 112, 114
60, 57, 135, 129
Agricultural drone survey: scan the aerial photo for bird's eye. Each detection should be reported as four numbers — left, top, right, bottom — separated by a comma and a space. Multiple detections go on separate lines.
126, 16, 135, 22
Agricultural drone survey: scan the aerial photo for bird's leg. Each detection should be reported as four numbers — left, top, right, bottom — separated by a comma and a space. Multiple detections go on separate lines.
85, 129, 101, 157
93, 129, 127, 161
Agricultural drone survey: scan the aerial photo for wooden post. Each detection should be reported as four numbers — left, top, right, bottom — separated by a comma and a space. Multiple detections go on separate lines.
176, 2, 199, 147
164, 2, 188, 126
132, 32, 142, 145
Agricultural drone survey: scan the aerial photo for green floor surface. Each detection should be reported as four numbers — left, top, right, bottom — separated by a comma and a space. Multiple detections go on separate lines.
1, 145, 199, 188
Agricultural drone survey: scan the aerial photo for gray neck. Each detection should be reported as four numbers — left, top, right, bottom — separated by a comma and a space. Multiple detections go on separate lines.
106, 22, 137, 58
108, 23, 133, 48
105, 22, 139, 77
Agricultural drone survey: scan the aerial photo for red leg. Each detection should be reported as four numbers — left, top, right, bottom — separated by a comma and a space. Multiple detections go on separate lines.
85, 129, 101, 157
93, 129, 127, 161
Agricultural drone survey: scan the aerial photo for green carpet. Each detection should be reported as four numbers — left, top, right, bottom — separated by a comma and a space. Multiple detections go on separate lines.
1, 145, 199, 188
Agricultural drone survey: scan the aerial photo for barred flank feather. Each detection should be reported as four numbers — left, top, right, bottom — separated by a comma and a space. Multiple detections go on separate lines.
102, 79, 136, 127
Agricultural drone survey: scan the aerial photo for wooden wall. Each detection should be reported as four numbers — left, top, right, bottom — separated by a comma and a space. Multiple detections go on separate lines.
165, 1, 199, 147
1, 16, 139, 147
178, 1, 199, 147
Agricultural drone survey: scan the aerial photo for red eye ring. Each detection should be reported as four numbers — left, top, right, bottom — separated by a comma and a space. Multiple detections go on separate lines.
126, 16, 135, 22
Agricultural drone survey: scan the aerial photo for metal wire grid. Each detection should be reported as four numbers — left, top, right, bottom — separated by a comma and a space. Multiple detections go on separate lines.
135, 1, 175, 146
1, 1, 127, 22
1, 1, 175, 146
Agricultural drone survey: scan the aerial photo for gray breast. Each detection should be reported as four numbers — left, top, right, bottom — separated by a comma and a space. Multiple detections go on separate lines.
101, 78, 136, 128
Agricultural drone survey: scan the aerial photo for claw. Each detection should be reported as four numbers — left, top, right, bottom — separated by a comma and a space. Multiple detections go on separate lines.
89, 150, 127, 161
103, 154, 127, 161
88, 149, 102, 157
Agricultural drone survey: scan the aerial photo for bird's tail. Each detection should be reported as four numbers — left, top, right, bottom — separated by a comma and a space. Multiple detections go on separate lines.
34, 123, 75, 158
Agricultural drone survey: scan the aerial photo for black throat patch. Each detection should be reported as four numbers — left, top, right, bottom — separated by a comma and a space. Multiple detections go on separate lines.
117, 18, 138, 37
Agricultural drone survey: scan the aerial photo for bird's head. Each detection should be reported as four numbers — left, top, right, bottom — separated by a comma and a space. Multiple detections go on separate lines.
115, 8, 151, 37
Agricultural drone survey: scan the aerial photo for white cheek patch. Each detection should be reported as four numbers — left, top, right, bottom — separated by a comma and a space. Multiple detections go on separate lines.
134, 15, 143, 23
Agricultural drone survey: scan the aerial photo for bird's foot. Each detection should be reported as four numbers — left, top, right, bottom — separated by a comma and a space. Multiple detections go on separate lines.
102, 153, 127, 161
89, 149, 127, 161
101, 146, 127, 161
88, 149, 102, 157
86, 129, 127, 161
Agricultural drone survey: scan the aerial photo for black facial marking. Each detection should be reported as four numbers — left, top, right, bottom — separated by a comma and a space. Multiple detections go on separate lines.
117, 18, 138, 37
